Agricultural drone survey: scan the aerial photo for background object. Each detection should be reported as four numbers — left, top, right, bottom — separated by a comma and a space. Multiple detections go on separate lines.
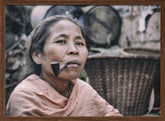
85, 5, 122, 48
86, 50, 160, 116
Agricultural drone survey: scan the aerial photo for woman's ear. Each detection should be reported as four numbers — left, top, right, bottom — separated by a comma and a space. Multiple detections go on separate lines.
32, 51, 42, 64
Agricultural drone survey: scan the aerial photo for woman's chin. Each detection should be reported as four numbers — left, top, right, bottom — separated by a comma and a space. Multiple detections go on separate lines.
58, 71, 80, 80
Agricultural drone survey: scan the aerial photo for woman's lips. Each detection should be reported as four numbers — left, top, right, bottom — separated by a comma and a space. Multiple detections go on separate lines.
66, 60, 81, 67
51, 60, 81, 76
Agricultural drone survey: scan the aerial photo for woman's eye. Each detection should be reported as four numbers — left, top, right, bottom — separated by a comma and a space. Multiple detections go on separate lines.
55, 40, 66, 44
76, 42, 85, 46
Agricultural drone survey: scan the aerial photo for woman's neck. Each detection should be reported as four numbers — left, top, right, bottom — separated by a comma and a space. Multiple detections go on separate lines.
40, 73, 71, 98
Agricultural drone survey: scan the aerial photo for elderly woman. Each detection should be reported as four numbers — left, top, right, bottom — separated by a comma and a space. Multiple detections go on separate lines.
7, 15, 122, 116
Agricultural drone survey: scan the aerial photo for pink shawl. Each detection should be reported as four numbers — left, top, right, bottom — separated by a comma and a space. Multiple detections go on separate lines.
7, 74, 122, 116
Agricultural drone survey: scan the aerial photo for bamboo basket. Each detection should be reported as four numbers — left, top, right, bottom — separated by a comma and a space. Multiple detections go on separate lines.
86, 49, 160, 116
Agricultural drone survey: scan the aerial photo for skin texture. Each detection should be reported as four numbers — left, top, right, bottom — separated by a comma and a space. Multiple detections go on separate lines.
32, 20, 88, 96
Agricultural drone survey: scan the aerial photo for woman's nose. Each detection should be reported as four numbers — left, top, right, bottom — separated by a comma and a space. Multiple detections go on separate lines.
67, 44, 79, 56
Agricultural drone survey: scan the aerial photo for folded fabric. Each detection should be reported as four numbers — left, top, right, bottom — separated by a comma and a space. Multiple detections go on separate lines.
7, 74, 122, 116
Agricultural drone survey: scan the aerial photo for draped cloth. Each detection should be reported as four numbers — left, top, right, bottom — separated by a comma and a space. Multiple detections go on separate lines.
7, 74, 122, 116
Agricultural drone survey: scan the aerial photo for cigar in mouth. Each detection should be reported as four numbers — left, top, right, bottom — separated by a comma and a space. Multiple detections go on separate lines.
51, 62, 67, 76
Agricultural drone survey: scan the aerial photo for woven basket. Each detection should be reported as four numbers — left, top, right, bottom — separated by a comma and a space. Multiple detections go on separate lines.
86, 52, 160, 116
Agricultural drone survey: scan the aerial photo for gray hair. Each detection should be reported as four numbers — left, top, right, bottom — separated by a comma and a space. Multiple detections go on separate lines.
22, 14, 87, 79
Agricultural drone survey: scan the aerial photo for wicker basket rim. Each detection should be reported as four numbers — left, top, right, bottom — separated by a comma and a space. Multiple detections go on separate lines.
121, 47, 160, 56
122, 47, 160, 52
88, 54, 160, 60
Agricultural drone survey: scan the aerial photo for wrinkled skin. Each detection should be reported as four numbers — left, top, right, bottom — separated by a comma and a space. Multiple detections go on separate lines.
32, 20, 88, 95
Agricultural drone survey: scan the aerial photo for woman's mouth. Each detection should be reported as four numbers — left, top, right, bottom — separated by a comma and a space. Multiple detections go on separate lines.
66, 60, 81, 67
51, 60, 81, 76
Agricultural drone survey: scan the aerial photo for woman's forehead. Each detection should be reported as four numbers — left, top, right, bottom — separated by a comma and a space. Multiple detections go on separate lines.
46, 19, 83, 41
49, 19, 82, 34
51, 19, 80, 29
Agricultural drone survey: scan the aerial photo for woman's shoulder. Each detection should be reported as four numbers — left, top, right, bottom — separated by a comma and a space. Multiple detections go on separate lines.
10, 74, 40, 96
7, 74, 43, 106
76, 78, 90, 87
76, 78, 97, 92
6, 74, 44, 116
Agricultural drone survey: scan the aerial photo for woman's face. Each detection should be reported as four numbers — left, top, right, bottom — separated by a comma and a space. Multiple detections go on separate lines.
37, 20, 88, 80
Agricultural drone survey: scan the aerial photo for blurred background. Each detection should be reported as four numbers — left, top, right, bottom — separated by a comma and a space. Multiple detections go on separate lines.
5, 5, 160, 116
